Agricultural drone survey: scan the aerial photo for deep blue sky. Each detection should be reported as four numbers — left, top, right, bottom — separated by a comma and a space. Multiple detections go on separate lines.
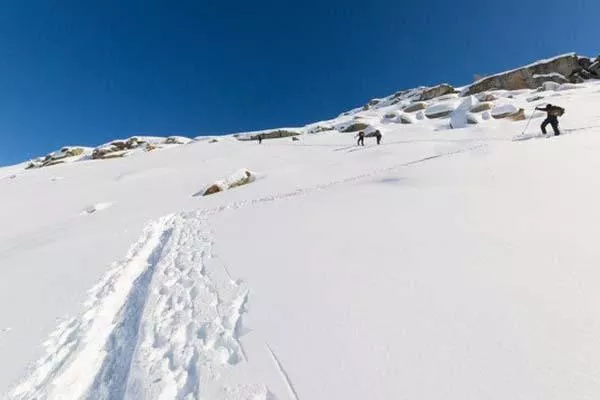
0, 0, 597, 165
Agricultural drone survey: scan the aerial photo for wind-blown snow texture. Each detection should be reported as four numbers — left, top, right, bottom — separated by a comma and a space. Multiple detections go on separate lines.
2, 66, 600, 399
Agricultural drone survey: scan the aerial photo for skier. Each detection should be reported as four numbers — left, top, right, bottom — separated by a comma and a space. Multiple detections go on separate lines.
356, 131, 365, 146
374, 130, 382, 145
257, 134, 263, 144
535, 104, 565, 136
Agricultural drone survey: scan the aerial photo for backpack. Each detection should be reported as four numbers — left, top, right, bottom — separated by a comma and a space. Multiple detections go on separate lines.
549, 105, 565, 117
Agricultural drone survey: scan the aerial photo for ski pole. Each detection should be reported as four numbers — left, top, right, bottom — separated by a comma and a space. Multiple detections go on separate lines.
521, 108, 536, 135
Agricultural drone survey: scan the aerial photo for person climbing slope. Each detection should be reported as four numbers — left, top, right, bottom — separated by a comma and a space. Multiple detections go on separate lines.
535, 103, 565, 136
356, 131, 365, 146
374, 130, 382, 145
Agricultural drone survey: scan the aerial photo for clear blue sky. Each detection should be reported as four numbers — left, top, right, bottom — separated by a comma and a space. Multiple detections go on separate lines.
0, 0, 597, 165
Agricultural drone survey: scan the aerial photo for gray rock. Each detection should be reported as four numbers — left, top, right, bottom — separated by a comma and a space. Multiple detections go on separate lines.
463, 54, 583, 96
403, 102, 427, 113
419, 84, 456, 101
341, 123, 370, 133
588, 61, 600, 76
470, 102, 492, 113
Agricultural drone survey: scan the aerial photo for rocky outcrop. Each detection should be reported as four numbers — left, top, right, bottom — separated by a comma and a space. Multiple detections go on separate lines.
307, 125, 334, 134
403, 102, 427, 113
463, 54, 595, 96
363, 99, 381, 110
261, 130, 300, 139
92, 139, 137, 159
470, 102, 492, 113
238, 130, 300, 141
531, 73, 569, 86
419, 84, 456, 101
92, 148, 128, 160
164, 136, 191, 145
26, 147, 88, 169
341, 123, 370, 133
589, 61, 600, 76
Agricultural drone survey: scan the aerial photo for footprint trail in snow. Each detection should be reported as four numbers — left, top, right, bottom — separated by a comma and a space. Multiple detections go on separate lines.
9, 212, 264, 400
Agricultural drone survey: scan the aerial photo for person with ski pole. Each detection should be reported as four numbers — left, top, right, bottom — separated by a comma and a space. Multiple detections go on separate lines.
535, 103, 565, 136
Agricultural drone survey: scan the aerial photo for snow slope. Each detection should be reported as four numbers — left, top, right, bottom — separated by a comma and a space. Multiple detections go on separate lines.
2, 74, 600, 399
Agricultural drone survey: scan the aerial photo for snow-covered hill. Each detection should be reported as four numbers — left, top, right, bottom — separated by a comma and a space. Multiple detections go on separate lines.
2, 54, 600, 399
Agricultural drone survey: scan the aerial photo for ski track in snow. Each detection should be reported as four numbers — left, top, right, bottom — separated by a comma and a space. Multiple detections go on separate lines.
265, 345, 300, 400
8, 144, 480, 400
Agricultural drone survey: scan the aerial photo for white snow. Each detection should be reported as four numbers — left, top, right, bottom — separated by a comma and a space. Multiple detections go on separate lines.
2, 64, 600, 400
491, 103, 519, 117
532, 72, 567, 80
449, 96, 475, 129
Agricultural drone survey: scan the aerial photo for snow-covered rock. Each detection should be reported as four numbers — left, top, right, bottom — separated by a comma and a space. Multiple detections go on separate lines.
470, 102, 493, 113
425, 102, 455, 119
203, 168, 256, 196
491, 104, 525, 120
537, 81, 561, 92
164, 136, 192, 145
449, 97, 475, 129
404, 102, 427, 113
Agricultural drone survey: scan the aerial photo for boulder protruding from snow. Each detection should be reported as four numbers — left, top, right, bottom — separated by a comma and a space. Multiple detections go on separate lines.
425, 103, 455, 119
203, 169, 257, 196
491, 104, 525, 120
470, 102, 492, 113
419, 84, 456, 101
404, 102, 427, 113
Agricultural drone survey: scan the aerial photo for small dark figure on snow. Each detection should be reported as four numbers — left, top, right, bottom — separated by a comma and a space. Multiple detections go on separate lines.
257, 134, 263, 144
536, 104, 565, 136
356, 131, 365, 146
374, 130, 382, 145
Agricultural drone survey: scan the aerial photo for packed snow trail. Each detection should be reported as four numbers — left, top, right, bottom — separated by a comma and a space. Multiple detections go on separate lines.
9, 212, 258, 400
8, 144, 481, 399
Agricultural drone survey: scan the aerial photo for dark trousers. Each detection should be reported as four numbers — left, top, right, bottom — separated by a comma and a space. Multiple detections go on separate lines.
376, 136, 381, 145
357, 137, 364, 146
541, 117, 560, 135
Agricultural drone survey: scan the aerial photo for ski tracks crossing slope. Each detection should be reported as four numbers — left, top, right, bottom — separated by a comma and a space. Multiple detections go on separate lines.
8, 144, 481, 400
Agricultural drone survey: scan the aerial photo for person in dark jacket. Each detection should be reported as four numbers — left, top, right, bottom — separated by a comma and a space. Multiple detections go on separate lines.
535, 104, 564, 136
257, 134, 263, 144
356, 131, 365, 146
374, 130, 382, 145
